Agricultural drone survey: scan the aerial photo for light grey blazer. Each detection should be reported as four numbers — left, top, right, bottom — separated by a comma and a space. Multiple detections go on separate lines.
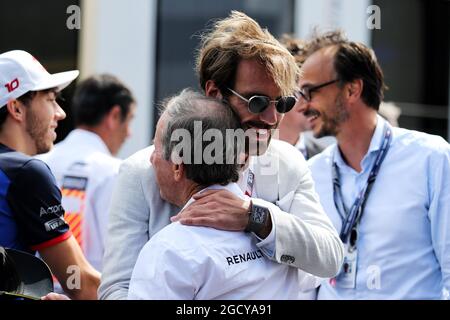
98, 139, 343, 300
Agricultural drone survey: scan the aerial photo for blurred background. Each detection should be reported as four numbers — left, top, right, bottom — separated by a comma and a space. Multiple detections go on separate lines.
1, 0, 449, 158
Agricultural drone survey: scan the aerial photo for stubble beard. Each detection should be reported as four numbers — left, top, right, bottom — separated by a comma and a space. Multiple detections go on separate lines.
25, 110, 52, 154
315, 93, 349, 138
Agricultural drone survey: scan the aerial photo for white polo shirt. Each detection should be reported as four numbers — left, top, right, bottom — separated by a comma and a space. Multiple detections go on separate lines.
37, 129, 121, 271
128, 183, 319, 300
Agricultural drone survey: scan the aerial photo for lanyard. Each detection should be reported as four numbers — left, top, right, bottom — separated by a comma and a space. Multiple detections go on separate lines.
332, 122, 392, 245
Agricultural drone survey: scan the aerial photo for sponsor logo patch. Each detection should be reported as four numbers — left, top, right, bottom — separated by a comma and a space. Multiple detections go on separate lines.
40, 204, 64, 217
44, 217, 66, 232
226, 249, 264, 266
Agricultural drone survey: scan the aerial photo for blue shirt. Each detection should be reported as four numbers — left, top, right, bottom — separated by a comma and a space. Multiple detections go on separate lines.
308, 115, 450, 299
0, 144, 71, 254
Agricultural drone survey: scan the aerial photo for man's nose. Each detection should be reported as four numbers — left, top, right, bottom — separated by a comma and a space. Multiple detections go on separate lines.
297, 98, 312, 115
55, 103, 66, 121
259, 102, 278, 126
150, 152, 155, 165
295, 94, 309, 113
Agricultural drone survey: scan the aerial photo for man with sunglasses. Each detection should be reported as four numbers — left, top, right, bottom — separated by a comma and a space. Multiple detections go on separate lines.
301, 31, 450, 299
99, 11, 344, 300
128, 89, 320, 299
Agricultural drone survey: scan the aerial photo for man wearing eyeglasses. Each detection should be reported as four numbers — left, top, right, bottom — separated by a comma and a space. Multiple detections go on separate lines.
99, 11, 344, 300
278, 35, 335, 160
301, 31, 450, 299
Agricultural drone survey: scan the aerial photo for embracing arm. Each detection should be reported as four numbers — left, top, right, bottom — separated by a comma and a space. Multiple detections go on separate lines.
256, 141, 343, 277
173, 142, 343, 278
173, 183, 343, 277
252, 167, 344, 277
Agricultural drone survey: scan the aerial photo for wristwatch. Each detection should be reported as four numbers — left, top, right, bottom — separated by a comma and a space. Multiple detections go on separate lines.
245, 202, 270, 234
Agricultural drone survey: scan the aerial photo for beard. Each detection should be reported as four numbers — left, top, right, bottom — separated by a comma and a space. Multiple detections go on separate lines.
25, 109, 53, 154
315, 93, 349, 138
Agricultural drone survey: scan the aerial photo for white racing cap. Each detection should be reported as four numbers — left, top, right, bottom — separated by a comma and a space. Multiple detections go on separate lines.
0, 50, 79, 108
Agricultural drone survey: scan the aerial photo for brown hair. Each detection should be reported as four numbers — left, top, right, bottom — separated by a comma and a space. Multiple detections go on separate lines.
196, 11, 299, 96
279, 34, 308, 68
0, 89, 54, 130
305, 30, 387, 110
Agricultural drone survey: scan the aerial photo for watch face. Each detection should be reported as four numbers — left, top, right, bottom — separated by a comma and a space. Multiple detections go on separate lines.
252, 206, 267, 224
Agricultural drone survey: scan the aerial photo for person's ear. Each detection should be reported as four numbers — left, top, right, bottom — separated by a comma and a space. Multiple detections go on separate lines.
172, 163, 185, 182
105, 105, 122, 129
346, 79, 363, 103
205, 80, 223, 99
6, 99, 25, 122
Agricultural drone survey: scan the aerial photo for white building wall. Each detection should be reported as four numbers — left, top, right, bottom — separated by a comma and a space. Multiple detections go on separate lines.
79, 0, 158, 159
294, 0, 372, 46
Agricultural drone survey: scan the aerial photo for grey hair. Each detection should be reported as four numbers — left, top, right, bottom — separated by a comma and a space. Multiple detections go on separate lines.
160, 88, 244, 186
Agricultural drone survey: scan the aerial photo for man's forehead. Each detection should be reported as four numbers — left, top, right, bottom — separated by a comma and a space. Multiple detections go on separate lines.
234, 58, 281, 96
158, 113, 165, 124
127, 102, 137, 117
300, 48, 336, 84
35, 88, 58, 96
155, 113, 167, 136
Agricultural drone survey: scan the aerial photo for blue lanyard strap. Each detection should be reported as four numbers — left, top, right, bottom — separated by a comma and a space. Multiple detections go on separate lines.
332, 122, 392, 244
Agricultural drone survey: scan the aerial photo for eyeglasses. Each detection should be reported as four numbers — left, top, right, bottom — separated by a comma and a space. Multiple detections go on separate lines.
228, 88, 297, 114
295, 79, 339, 103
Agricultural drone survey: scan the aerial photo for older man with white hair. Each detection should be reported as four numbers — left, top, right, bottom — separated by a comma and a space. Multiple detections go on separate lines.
128, 89, 319, 299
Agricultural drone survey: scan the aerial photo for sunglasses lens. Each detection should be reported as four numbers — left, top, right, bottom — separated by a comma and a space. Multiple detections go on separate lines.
248, 96, 270, 114
276, 96, 297, 113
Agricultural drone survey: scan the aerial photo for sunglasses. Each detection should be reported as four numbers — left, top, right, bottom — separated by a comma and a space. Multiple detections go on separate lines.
228, 88, 297, 114
294, 79, 339, 103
